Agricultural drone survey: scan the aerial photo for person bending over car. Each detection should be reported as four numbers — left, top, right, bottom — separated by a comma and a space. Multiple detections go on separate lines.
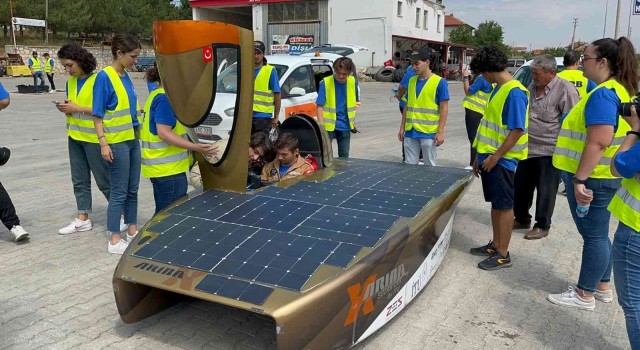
261, 133, 315, 182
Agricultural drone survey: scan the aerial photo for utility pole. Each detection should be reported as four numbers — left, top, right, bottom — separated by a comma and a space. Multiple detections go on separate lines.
628, 0, 633, 38
615, 0, 622, 38
45, 0, 48, 44
604, 0, 609, 37
571, 18, 578, 50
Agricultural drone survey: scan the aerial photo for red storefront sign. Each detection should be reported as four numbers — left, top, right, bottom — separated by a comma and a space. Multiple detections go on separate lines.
190, 0, 298, 7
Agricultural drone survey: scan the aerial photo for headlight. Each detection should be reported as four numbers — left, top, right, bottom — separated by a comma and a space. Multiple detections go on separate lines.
224, 107, 235, 117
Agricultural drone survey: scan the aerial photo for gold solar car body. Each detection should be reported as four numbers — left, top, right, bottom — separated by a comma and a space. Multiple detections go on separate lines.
113, 20, 474, 349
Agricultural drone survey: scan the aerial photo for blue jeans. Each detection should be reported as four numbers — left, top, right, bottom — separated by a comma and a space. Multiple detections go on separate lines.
613, 222, 640, 350
68, 137, 110, 214
33, 72, 45, 92
151, 173, 187, 215
106, 139, 141, 233
328, 130, 351, 158
561, 171, 620, 292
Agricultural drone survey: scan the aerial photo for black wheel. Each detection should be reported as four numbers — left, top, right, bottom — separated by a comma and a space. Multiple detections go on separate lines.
0, 63, 6, 77
375, 67, 395, 82
392, 68, 405, 82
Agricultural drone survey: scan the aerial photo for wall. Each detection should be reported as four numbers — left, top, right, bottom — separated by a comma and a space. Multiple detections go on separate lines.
390, 0, 445, 43
4, 45, 155, 74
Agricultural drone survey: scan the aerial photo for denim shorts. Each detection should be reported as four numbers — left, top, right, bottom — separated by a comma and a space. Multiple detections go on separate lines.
480, 165, 515, 210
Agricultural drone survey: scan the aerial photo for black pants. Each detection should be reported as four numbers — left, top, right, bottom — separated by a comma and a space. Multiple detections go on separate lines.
46, 73, 56, 90
0, 181, 20, 230
513, 156, 560, 230
252, 118, 271, 135
464, 108, 483, 166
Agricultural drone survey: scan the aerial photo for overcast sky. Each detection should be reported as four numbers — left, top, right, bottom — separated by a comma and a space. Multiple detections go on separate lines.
444, 0, 640, 50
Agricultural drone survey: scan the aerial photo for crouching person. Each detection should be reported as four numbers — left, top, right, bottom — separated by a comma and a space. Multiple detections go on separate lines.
261, 133, 315, 182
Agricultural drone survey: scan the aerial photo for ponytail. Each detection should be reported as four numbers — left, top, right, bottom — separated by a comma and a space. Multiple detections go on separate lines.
592, 37, 638, 95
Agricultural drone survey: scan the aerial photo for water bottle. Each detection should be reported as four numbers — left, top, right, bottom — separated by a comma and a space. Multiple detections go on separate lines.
391, 84, 399, 95
576, 189, 593, 218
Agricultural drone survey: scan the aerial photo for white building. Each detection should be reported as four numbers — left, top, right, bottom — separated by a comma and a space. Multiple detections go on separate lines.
190, 0, 449, 69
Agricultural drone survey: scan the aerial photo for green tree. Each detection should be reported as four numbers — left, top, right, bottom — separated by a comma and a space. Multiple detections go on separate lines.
448, 25, 474, 46
541, 47, 567, 57
474, 20, 505, 48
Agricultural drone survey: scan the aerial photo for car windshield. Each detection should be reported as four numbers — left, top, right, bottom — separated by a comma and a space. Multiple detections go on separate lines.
302, 46, 355, 56
216, 64, 288, 93
513, 65, 566, 87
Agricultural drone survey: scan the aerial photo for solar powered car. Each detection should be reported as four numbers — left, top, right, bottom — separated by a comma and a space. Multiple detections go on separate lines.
113, 20, 474, 349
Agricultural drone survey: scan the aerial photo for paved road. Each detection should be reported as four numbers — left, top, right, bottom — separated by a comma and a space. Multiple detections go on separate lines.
0, 74, 631, 349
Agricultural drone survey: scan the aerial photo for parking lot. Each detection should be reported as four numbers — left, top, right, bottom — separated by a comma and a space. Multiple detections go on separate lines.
0, 73, 631, 349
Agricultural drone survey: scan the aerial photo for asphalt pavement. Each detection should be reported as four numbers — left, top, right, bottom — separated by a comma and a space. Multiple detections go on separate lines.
0, 73, 631, 349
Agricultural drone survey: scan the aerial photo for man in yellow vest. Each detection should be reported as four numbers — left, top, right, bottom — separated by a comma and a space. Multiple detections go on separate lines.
468, 46, 529, 270
397, 48, 449, 165
316, 57, 360, 158
608, 107, 640, 348
513, 55, 579, 240
557, 50, 597, 99
461, 69, 493, 169
253, 41, 281, 135
27, 51, 46, 94
42, 53, 57, 93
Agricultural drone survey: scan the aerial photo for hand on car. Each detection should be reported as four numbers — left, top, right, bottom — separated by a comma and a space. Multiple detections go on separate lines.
198, 143, 218, 157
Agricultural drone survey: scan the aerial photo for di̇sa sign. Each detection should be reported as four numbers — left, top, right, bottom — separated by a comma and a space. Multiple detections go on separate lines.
271, 35, 315, 55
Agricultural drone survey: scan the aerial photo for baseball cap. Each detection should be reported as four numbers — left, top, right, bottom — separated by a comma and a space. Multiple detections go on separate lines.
254, 41, 266, 54
409, 49, 431, 61
32, 51, 38, 55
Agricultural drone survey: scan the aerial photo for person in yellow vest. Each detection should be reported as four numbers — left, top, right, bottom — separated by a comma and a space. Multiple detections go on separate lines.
27, 51, 46, 93
468, 46, 529, 271
42, 53, 57, 93
92, 34, 142, 255
609, 106, 640, 349
317, 57, 360, 158
141, 67, 218, 214
54, 44, 126, 236
548, 37, 637, 311
397, 49, 448, 165
253, 41, 281, 135
461, 69, 493, 169
557, 50, 597, 99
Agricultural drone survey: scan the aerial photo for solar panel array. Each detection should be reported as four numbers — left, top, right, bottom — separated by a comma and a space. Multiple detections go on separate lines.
133, 159, 467, 305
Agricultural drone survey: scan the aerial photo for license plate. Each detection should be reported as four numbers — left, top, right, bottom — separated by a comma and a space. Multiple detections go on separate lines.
194, 126, 213, 136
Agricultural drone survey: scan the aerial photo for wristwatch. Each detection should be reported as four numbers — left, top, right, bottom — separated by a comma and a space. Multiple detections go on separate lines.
572, 176, 587, 185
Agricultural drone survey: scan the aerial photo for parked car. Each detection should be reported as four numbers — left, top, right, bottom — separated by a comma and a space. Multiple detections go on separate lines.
506, 58, 526, 74
513, 57, 565, 87
300, 44, 369, 58
194, 55, 334, 142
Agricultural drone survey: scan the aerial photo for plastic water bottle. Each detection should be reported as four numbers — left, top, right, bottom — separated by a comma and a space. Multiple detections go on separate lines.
576, 189, 593, 218
391, 84, 399, 95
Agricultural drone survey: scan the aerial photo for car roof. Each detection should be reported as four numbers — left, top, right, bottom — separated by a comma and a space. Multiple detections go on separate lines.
264, 55, 329, 65
521, 56, 564, 67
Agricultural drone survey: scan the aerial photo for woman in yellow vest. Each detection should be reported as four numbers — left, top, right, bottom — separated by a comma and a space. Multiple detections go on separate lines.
42, 52, 57, 93
461, 69, 493, 169
92, 34, 142, 255
141, 67, 218, 214
55, 44, 127, 236
548, 37, 637, 311
609, 108, 640, 348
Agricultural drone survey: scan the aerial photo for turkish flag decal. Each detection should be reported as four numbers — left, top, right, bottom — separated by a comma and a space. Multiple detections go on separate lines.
202, 47, 213, 62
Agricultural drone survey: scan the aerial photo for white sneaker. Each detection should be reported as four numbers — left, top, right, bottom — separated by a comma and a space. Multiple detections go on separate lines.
547, 286, 595, 310
464, 166, 473, 170
10, 225, 29, 241
124, 231, 138, 242
107, 239, 129, 254
593, 288, 614, 303
58, 218, 92, 235
119, 217, 128, 232
49, 89, 55, 93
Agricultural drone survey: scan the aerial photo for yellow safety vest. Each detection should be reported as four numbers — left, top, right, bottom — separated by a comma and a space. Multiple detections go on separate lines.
140, 88, 190, 178
609, 172, 640, 232
253, 65, 275, 114
101, 66, 135, 143
462, 85, 492, 115
557, 69, 589, 99
30, 57, 42, 72
473, 80, 529, 160
322, 75, 357, 131
552, 79, 631, 178
405, 75, 442, 134
66, 74, 98, 143
44, 58, 54, 73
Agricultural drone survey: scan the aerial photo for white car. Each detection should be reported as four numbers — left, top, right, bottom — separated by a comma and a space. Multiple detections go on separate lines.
194, 55, 334, 142
299, 44, 369, 60
512, 57, 565, 87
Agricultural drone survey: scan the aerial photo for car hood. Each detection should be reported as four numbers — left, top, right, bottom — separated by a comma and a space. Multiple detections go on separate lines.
209, 92, 238, 115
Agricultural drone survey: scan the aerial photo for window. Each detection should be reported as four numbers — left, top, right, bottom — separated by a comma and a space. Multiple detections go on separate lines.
415, 8, 420, 28
437, 14, 442, 32
282, 65, 315, 96
268, 2, 319, 22
423, 10, 428, 29
397, 1, 402, 17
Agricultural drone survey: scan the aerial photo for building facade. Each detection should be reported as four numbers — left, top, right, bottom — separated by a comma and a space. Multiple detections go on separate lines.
190, 0, 448, 68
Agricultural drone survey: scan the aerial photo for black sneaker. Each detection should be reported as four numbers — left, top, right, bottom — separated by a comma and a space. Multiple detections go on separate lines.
478, 252, 512, 270
469, 241, 496, 256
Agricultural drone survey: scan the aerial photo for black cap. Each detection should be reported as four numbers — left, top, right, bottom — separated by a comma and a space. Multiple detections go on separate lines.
254, 41, 266, 54
32, 51, 37, 55
409, 49, 431, 61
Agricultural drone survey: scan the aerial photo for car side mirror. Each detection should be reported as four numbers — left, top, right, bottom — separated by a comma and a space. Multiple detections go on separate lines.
288, 87, 306, 97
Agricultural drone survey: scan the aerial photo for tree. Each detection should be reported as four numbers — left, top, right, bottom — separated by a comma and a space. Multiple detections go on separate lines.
474, 20, 505, 48
541, 47, 567, 57
448, 25, 474, 46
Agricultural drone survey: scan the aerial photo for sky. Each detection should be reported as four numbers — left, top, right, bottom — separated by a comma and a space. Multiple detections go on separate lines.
444, 0, 640, 50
